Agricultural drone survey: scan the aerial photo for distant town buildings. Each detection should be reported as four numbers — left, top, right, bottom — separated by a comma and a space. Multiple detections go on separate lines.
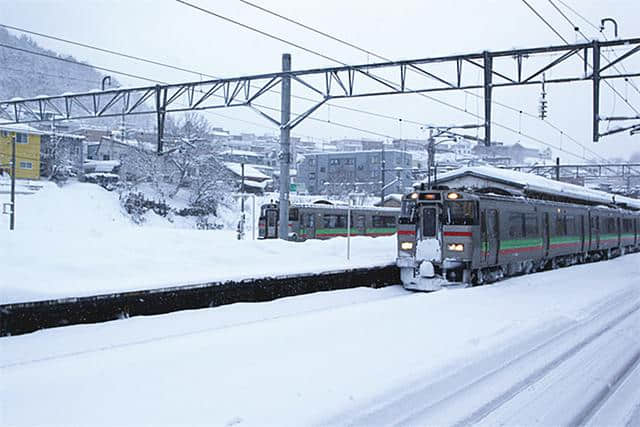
297, 149, 413, 196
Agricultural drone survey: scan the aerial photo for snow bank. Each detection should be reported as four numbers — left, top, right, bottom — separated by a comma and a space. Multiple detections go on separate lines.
0, 181, 396, 304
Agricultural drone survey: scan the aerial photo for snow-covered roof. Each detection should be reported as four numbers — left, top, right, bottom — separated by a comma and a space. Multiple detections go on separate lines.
84, 160, 121, 173
243, 179, 268, 190
224, 162, 270, 181
0, 123, 45, 135
433, 166, 640, 208
221, 149, 262, 157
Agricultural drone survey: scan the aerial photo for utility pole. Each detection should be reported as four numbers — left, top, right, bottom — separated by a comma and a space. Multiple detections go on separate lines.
556, 157, 561, 181
10, 135, 16, 230
380, 144, 386, 205
278, 53, 291, 240
427, 129, 435, 189
241, 162, 245, 213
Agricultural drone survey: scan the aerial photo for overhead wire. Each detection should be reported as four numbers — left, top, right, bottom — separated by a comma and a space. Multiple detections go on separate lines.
0, 23, 423, 135
0, 41, 389, 140
520, 0, 639, 116
1, 18, 597, 160
228, 0, 609, 161
2, 6, 596, 162
550, 0, 640, 98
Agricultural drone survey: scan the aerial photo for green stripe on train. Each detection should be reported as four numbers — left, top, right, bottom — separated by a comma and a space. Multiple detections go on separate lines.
499, 238, 543, 249
315, 227, 396, 235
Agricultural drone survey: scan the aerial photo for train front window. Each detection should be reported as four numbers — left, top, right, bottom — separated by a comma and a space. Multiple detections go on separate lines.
446, 201, 477, 225
399, 199, 417, 224
422, 207, 437, 237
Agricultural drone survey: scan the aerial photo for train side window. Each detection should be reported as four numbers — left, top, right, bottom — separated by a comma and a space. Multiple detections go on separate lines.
524, 213, 538, 237
372, 215, 395, 228
556, 215, 566, 236
289, 208, 299, 221
508, 212, 524, 238
605, 217, 616, 233
566, 215, 577, 235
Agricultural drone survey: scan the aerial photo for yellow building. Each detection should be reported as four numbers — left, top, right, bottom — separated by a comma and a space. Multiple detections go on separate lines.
0, 124, 43, 180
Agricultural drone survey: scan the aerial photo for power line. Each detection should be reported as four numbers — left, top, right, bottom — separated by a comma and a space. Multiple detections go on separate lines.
2, 20, 605, 162
0, 23, 429, 135
0, 42, 160, 85
0, 40, 393, 141
520, 0, 639, 116
547, 0, 640, 97
232, 0, 613, 162
2, 15, 593, 162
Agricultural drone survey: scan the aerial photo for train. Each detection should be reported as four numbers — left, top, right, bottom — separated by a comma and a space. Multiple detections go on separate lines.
396, 187, 640, 291
258, 200, 400, 241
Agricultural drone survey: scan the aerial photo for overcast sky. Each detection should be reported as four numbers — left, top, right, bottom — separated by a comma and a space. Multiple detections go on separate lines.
3, 0, 640, 161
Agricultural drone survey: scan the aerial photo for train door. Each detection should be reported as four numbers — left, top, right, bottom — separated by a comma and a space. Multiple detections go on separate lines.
355, 214, 366, 236
580, 215, 586, 252
266, 208, 278, 238
481, 210, 488, 265
542, 212, 550, 258
486, 209, 499, 265
303, 213, 316, 239
590, 215, 600, 250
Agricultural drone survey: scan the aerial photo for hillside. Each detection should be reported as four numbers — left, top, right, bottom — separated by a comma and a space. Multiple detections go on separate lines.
0, 26, 117, 100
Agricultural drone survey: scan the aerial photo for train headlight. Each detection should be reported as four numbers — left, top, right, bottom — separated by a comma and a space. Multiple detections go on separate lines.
447, 243, 464, 252
410, 192, 419, 200
400, 241, 414, 251
447, 192, 460, 200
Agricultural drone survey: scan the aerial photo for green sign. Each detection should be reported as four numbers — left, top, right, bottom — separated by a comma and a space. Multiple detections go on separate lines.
290, 183, 297, 192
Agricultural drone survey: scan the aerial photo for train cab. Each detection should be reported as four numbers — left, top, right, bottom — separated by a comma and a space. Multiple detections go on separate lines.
397, 190, 479, 290
258, 203, 279, 239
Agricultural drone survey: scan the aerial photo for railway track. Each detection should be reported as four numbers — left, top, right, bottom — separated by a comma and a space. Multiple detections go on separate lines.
333, 287, 640, 426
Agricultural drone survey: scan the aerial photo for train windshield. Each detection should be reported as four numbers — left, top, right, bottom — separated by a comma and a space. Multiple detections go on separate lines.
445, 201, 477, 225
399, 199, 417, 224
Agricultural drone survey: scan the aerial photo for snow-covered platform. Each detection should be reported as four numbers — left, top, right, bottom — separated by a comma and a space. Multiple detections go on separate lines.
0, 181, 397, 306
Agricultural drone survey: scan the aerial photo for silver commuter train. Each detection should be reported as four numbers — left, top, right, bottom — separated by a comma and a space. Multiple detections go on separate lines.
396, 188, 640, 291
259, 200, 399, 241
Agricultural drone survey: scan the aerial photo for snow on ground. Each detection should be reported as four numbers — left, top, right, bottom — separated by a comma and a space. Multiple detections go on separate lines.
0, 181, 395, 304
1, 253, 639, 426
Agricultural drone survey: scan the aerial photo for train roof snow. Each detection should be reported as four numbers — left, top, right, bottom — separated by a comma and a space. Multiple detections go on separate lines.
431, 166, 640, 210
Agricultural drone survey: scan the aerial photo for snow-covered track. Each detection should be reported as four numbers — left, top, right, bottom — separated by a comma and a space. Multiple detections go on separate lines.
0, 265, 399, 336
334, 288, 640, 426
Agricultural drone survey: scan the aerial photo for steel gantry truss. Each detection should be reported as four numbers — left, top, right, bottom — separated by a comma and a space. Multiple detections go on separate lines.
1, 37, 639, 148
1, 38, 639, 238
505, 162, 640, 180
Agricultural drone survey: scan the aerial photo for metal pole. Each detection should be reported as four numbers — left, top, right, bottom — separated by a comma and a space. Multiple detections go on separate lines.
592, 40, 601, 142
241, 162, 245, 214
483, 51, 493, 146
427, 130, 434, 189
381, 144, 386, 205
347, 198, 351, 261
155, 85, 165, 154
10, 135, 16, 230
556, 157, 560, 181
252, 194, 256, 240
278, 53, 291, 240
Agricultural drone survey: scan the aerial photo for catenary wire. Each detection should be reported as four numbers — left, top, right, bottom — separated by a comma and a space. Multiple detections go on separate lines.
0, 42, 393, 140
189, 0, 612, 162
